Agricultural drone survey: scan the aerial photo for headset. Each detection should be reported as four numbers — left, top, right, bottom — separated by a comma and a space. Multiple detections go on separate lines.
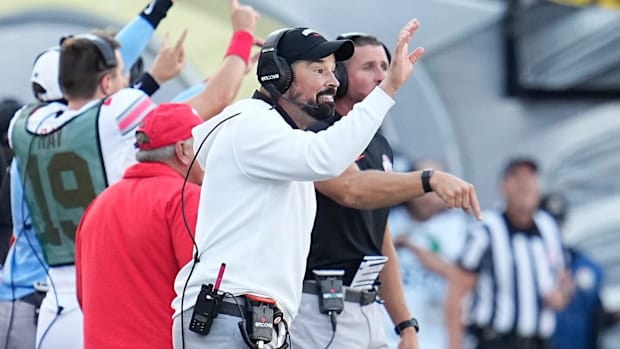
59, 33, 118, 71
334, 32, 392, 98
129, 56, 145, 86
256, 28, 294, 94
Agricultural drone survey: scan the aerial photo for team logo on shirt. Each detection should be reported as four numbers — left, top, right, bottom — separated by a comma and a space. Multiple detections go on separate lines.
382, 154, 393, 172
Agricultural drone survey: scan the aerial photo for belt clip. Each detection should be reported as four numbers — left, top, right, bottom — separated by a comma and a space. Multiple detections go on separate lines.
33, 281, 49, 293
359, 289, 377, 305
239, 294, 278, 348
312, 269, 345, 315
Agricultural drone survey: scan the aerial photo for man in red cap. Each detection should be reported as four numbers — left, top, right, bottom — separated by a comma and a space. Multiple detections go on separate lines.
75, 103, 203, 349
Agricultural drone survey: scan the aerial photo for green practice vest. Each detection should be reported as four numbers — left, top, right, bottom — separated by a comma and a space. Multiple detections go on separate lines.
12, 102, 108, 266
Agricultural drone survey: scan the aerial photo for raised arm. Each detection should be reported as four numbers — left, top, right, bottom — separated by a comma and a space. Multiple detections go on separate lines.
233, 19, 425, 181
132, 30, 187, 96
183, 0, 260, 120
116, 0, 174, 71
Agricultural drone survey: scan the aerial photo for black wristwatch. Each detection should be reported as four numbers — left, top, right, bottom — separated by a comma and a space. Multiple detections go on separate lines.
394, 317, 419, 335
421, 168, 434, 193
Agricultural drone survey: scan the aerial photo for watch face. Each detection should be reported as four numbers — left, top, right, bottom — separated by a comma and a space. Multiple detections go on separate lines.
396, 318, 419, 334
422, 169, 434, 193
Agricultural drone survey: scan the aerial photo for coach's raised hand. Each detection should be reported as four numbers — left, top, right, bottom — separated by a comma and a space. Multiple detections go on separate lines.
379, 19, 425, 97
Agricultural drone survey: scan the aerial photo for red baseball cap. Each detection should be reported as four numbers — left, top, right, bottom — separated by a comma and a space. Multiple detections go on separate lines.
135, 103, 202, 150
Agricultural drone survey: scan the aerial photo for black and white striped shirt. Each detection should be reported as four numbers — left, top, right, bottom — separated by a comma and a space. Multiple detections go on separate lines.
457, 210, 565, 338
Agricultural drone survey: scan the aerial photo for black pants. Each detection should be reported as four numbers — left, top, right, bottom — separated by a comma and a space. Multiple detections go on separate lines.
472, 328, 552, 349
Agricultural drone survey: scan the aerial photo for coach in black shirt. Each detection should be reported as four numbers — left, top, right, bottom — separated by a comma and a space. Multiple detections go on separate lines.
306, 127, 393, 285
289, 31, 482, 349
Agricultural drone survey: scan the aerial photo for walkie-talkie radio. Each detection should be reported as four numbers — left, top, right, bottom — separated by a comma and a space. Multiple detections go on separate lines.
189, 283, 222, 335
189, 263, 227, 335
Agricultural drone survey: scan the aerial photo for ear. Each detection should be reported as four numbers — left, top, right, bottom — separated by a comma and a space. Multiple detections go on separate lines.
175, 141, 191, 165
100, 74, 112, 95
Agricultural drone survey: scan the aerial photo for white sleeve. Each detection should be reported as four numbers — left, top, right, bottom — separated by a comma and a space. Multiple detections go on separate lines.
7, 106, 27, 150
234, 87, 395, 181
98, 88, 155, 183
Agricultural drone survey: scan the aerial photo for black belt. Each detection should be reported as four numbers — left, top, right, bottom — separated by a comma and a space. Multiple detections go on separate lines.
218, 298, 245, 318
302, 280, 377, 306
218, 296, 281, 319
17, 291, 45, 307
470, 326, 550, 348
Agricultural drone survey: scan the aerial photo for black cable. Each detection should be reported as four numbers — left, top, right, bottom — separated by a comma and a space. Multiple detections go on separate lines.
229, 292, 289, 349
275, 314, 290, 349
323, 311, 337, 349
227, 292, 259, 349
223, 291, 246, 322
12, 109, 62, 349
180, 112, 240, 349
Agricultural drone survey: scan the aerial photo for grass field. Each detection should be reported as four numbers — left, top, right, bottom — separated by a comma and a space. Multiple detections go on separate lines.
0, 0, 281, 99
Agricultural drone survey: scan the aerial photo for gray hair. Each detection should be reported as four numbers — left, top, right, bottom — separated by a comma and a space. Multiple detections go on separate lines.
135, 137, 193, 163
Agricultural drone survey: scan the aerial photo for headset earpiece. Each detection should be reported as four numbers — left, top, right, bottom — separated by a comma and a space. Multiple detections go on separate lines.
276, 56, 293, 94
129, 56, 145, 86
336, 32, 391, 63
60, 34, 117, 71
257, 28, 294, 93
334, 32, 392, 100
334, 62, 348, 98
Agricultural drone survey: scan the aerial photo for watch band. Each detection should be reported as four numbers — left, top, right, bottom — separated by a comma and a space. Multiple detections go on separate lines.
394, 317, 419, 335
421, 168, 434, 193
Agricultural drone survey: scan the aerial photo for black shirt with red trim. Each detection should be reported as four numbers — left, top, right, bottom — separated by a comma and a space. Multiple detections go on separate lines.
304, 113, 393, 286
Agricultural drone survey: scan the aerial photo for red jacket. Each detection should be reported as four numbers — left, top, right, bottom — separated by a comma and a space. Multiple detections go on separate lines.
76, 162, 200, 349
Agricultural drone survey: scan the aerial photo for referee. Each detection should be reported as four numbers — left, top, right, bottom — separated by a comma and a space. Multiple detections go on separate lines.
445, 158, 571, 349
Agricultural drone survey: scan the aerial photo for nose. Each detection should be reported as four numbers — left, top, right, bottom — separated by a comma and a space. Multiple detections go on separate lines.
376, 67, 386, 83
328, 70, 340, 88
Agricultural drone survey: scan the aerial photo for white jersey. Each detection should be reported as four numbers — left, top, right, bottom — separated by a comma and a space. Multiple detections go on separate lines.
9, 89, 155, 349
172, 87, 395, 323
9, 88, 154, 267
10, 88, 155, 184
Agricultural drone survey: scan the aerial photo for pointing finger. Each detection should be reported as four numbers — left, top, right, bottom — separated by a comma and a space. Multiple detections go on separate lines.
175, 29, 188, 51
470, 187, 483, 221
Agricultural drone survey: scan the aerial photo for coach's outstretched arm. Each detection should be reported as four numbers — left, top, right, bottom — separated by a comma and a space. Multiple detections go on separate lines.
184, 0, 260, 120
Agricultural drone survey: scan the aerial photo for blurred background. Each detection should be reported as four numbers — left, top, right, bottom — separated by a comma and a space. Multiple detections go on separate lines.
1, 0, 619, 347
